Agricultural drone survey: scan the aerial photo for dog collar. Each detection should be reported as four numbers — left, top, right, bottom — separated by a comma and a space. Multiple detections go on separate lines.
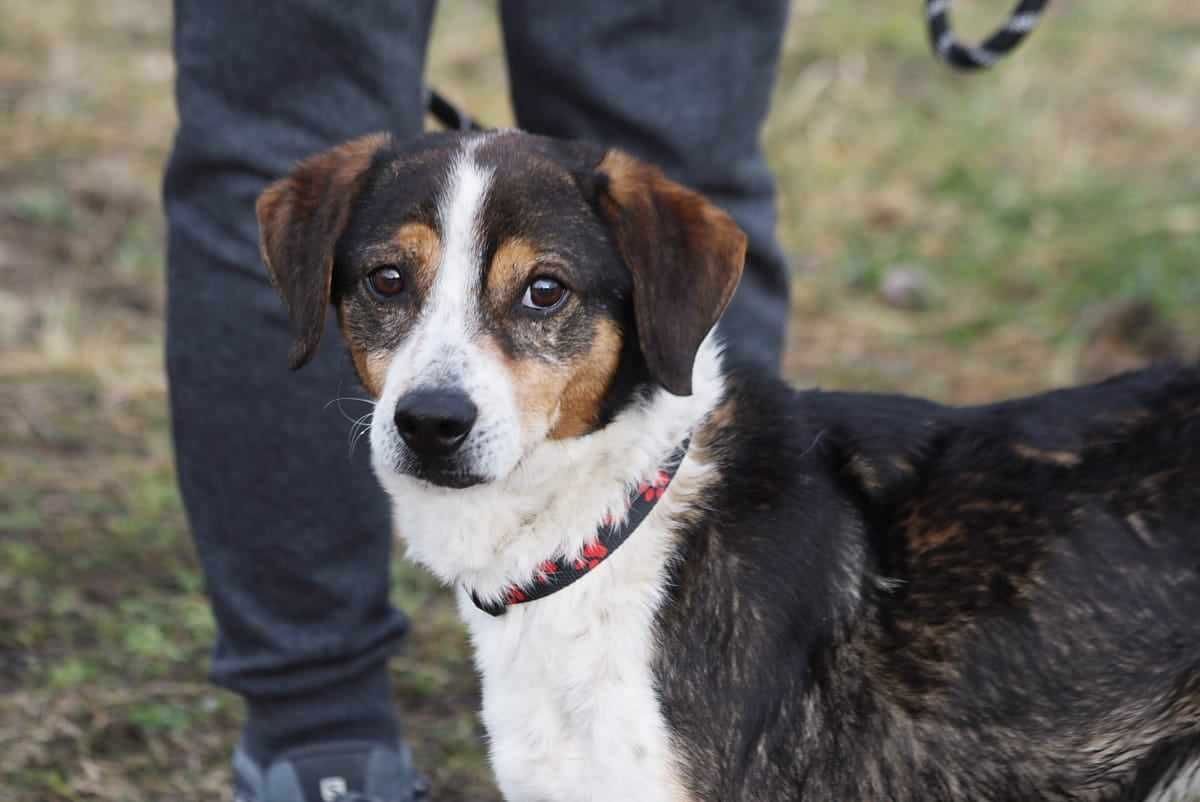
469, 437, 692, 617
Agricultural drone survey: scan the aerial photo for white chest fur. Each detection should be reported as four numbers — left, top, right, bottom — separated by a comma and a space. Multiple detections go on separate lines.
459, 493, 693, 802
378, 339, 726, 801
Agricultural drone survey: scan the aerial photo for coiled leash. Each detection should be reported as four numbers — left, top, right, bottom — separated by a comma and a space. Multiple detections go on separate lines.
425, 1, 1052, 129
926, 0, 1049, 71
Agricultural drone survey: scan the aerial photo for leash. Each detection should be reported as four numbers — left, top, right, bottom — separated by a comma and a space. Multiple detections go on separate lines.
424, 87, 487, 132
926, 0, 1049, 71
423, 1, 1051, 132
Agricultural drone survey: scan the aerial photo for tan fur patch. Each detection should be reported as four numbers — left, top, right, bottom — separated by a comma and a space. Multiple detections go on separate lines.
1013, 443, 1081, 466
354, 349, 391, 398
480, 318, 623, 442
335, 221, 438, 397
339, 313, 392, 398
550, 319, 623, 439
486, 237, 541, 311
912, 522, 966, 553
503, 346, 569, 436
902, 502, 966, 554
386, 222, 440, 297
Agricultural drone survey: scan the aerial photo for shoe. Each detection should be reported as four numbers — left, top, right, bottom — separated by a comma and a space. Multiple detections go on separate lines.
232, 739, 431, 802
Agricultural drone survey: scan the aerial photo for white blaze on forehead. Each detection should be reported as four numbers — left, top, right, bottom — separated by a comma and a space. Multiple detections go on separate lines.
370, 136, 525, 483
385, 139, 495, 383
427, 142, 492, 341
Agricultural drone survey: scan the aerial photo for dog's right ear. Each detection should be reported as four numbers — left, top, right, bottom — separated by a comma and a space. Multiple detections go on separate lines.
256, 133, 389, 369
592, 150, 747, 396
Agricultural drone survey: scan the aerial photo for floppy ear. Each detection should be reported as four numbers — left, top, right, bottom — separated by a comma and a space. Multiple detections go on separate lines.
594, 150, 747, 396
256, 133, 389, 369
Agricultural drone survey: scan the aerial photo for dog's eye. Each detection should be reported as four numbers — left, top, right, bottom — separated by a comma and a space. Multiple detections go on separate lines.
522, 277, 568, 311
367, 266, 405, 298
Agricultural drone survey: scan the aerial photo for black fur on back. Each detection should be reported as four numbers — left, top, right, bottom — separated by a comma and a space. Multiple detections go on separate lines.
655, 364, 1200, 801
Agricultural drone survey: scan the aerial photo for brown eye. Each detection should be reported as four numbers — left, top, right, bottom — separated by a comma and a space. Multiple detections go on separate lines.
522, 277, 568, 311
367, 266, 405, 298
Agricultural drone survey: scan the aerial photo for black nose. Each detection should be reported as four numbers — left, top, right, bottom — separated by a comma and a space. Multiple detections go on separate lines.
393, 389, 478, 458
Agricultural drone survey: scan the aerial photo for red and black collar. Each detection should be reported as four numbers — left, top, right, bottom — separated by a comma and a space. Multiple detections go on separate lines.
469, 438, 692, 617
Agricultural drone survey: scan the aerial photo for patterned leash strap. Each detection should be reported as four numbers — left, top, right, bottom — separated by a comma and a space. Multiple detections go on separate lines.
425, 1, 1051, 127
927, 0, 1049, 71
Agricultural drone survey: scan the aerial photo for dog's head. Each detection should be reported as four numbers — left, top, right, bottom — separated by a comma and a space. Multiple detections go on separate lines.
256, 130, 745, 489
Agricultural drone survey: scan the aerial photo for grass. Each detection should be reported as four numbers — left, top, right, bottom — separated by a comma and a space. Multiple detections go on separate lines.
0, 0, 1196, 799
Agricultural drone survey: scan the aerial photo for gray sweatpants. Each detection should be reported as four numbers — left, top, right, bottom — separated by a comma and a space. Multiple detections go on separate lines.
164, 0, 789, 759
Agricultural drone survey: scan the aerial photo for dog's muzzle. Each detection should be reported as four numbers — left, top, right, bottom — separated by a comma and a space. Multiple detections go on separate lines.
391, 388, 485, 488
394, 388, 477, 456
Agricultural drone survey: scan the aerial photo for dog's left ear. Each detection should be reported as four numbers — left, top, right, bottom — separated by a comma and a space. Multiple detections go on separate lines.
256, 133, 389, 369
594, 150, 747, 396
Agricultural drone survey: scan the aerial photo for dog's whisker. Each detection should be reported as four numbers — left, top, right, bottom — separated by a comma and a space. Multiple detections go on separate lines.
327, 395, 378, 428
347, 410, 373, 437
350, 422, 372, 454
347, 410, 374, 457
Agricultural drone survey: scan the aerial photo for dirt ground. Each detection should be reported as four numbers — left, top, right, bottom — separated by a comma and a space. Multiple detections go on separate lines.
1, 0, 1198, 800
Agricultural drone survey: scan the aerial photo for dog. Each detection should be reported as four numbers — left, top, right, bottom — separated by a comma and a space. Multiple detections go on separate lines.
256, 129, 1200, 802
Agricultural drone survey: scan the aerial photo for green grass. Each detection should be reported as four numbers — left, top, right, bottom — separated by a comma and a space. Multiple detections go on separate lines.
0, 0, 1197, 799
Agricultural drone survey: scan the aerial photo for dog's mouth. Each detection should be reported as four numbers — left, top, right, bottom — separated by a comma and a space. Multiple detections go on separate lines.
406, 461, 488, 490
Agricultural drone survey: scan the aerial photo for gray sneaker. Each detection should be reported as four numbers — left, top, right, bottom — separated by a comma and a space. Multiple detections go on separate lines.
232, 740, 431, 802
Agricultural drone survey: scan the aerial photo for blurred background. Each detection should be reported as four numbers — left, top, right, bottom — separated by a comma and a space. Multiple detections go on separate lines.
1, 0, 1197, 799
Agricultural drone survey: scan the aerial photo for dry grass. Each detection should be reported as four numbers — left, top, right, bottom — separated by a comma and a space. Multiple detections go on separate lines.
1, 0, 1197, 799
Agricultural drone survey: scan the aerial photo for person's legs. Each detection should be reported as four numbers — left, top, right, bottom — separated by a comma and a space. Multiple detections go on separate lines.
499, 1, 791, 371
165, 1, 434, 796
